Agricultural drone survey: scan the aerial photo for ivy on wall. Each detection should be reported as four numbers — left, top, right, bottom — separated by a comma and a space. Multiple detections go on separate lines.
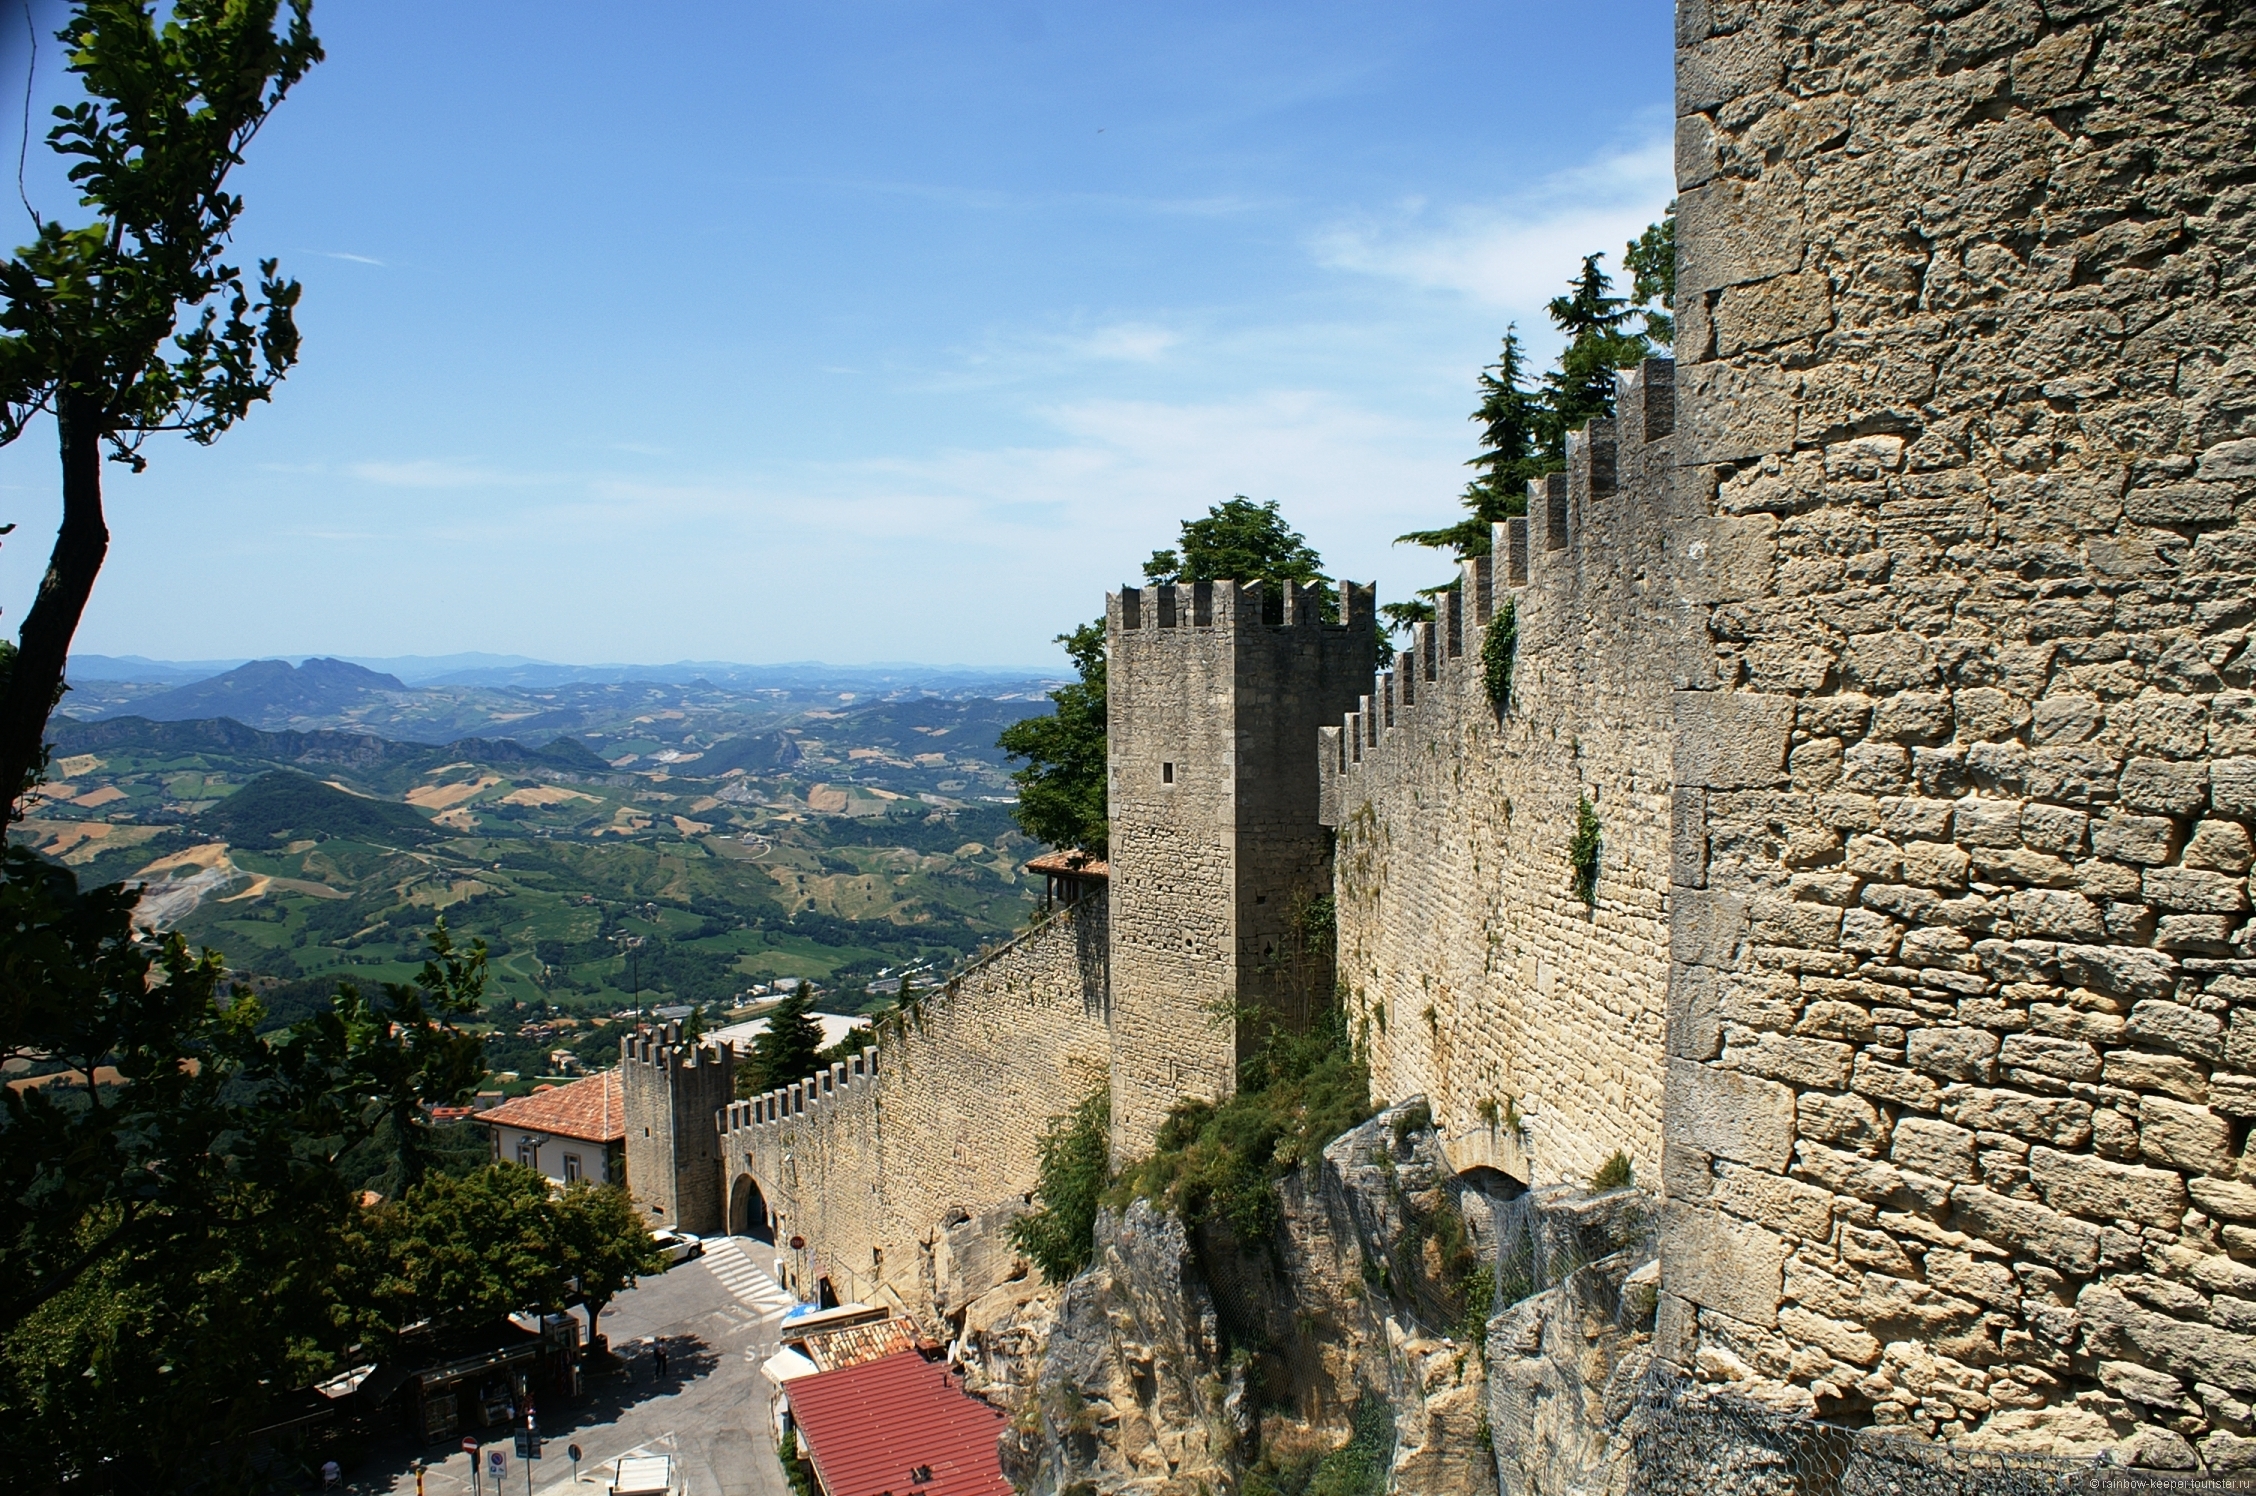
1481, 599, 1517, 715
1568, 796, 1601, 907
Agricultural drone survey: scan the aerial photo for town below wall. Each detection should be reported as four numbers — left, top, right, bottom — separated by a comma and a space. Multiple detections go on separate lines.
720, 895, 1111, 1319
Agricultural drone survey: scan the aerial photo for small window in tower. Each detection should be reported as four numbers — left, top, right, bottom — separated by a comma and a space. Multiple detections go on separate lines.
1162, 762, 1175, 784
563, 1152, 582, 1182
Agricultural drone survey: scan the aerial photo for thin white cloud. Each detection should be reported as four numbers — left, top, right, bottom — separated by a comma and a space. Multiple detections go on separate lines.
1065, 323, 1180, 363
349, 459, 550, 489
1311, 129, 1675, 312
321, 251, 386, 266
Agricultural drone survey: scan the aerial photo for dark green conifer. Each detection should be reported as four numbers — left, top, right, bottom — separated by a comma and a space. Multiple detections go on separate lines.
1396, 326, 1549, 560
1541, 253, 1650, 460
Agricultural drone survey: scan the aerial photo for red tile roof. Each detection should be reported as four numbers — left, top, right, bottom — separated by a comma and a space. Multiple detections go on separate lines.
794, 1315, 921, 1373
477, 1070, 623, 1144
787, 1352, 1009, 1496
1025, 849, 1107, 880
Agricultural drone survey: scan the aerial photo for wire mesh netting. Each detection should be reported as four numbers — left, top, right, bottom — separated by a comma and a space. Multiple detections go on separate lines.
1487, 1184, 1657, 1321
1630, 1374, 2256, 1496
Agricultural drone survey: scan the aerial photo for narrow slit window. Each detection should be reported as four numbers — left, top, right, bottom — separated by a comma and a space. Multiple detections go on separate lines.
1162, 762, 1175, 784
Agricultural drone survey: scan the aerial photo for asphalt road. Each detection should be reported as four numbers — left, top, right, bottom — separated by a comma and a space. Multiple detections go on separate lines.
349, 1238, 795, 1496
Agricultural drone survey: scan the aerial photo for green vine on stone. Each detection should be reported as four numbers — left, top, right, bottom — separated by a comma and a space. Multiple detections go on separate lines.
1568, 795, 1601, 907
1481, 598, 1517, 715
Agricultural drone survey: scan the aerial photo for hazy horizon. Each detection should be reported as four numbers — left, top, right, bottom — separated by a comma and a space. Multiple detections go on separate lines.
0, 2, 1673, 667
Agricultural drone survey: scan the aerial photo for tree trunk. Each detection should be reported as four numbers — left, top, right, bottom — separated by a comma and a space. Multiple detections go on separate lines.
0, 390, 108, 825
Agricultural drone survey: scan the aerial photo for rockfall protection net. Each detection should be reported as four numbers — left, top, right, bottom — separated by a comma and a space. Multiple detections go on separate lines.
1487, 1185, 1658, 1325
1630, 1374, 2256, 1496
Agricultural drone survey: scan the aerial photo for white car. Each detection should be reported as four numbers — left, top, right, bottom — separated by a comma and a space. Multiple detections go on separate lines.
649, 1228, 703, 1264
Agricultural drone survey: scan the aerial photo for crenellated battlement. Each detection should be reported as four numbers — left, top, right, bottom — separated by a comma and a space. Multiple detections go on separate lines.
719, 1044, 881, 1137
1107, 576, 1374, 635
715, 891, 1110, 1306
620, 1019, 735, 1073
1320, 357, 1677, 825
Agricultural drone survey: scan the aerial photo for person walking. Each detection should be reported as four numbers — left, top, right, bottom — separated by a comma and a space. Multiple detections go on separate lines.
654, 1339, 669, 1379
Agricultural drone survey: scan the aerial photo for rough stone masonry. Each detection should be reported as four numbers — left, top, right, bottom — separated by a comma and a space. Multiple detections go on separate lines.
1335, 0, 2256, 1465
623, 0, 2256, 1471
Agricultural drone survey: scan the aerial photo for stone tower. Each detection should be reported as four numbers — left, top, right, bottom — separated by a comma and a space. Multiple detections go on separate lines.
1106, 577, 1374, 1155
619, 1022, 735, 1235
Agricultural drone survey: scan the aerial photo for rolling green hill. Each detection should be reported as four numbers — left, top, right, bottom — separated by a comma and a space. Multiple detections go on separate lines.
14, 694, 1051, 1050
202, 770, 441, 846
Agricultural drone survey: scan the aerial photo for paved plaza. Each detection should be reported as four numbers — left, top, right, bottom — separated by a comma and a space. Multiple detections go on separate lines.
345, 1238, 795, 1496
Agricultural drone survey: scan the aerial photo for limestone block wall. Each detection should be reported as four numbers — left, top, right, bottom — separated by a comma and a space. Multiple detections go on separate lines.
1108, 579, 1373, 1157
1660, 0, 2256, 1463
720, 895, 1111, 1316
619, 1026, 735, 1235
1321, 361, 1687, 1192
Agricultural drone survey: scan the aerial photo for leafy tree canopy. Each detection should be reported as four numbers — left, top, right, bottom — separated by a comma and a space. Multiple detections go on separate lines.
0, 0, 322, 820
997, 619, 1108, 858
1009, 1089, 1109, 1281
0, 846, 487, 1488
347, 1167, 665, 1351
1146, 495, 1335, 618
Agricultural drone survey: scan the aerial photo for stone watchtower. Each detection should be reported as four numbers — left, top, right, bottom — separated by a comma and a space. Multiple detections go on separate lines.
1106, 578, 1374, 1155
619, 1022, 734, 1235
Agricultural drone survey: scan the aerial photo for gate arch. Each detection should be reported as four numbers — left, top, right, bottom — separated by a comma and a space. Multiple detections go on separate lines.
729, 1172, 776, 1243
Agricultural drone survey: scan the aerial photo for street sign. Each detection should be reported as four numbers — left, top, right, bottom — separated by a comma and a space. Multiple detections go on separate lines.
462, 1438, 478, 1455
487, 1448, 509, 1480
515, 1432, 542, 1460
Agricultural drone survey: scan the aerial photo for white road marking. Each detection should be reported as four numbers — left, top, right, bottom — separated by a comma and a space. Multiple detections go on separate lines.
700, 1238, 796, 1320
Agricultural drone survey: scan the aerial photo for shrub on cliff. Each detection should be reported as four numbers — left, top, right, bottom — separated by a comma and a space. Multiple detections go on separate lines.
1009, 1089, 1110, 1281
1117, 1007, 1372, 1243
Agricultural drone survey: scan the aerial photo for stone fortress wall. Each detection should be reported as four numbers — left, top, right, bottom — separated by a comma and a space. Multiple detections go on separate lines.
620, 0, 2256, 1466
707, 894, 1110, 1313
1319, 362, 1688, 1195
1106, 578, 1374, 1156
1654, 0, 2256, 1457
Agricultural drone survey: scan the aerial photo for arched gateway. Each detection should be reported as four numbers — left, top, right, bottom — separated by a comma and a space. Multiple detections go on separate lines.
729, 1172, 776, 1244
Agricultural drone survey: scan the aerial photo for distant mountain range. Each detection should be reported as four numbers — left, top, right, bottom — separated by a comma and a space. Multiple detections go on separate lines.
68, 653, 1059, 690
118, 658, 407, 724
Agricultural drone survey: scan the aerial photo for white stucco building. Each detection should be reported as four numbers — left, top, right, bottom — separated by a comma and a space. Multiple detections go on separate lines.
479, 1069, 625, 1187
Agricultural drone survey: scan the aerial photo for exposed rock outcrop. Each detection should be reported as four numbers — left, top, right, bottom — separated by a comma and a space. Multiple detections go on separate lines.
1007, 1099, 1509, 1496
1481, 1187, 1659, 1496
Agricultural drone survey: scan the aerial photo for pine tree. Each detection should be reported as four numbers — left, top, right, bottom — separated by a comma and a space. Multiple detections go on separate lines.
1392, 211, 1675, 616
744, 990, 825, 1096
1396, 326, 1549, 560
1541, 253, 1651, 462
1623, 205, 1676, 347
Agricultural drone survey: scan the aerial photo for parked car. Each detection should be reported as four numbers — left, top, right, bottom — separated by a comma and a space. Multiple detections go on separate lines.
649, 1228, 703, 1264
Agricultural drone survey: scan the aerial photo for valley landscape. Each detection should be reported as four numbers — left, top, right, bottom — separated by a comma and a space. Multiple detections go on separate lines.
16, 656, 1060, 1069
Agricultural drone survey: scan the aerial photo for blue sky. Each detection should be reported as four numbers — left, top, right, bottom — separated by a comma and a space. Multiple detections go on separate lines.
0, 1, 1674, 670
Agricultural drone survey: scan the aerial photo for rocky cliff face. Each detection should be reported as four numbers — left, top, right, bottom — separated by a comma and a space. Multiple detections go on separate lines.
1002, 1100, 1508, 1496
1481, 1187, 1661, 1496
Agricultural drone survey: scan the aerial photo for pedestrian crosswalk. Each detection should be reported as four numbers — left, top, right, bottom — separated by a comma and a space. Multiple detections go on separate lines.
702, 1236, 797, 1319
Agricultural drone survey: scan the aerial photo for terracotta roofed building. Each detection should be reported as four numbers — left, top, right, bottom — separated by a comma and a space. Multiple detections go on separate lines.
783, 1350, 1010, 1496
477, 1070, 624, 1188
